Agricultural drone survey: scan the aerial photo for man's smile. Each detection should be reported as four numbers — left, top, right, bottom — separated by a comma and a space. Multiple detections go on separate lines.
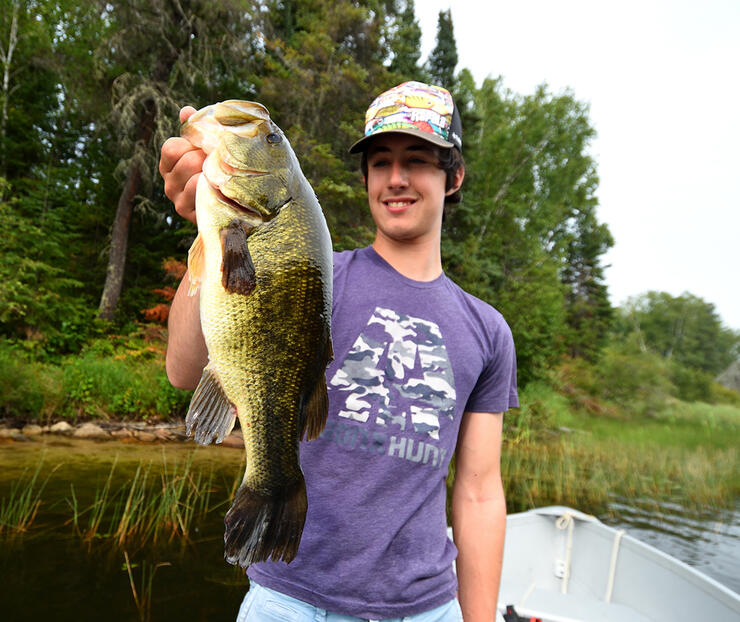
383, 197, 417, 212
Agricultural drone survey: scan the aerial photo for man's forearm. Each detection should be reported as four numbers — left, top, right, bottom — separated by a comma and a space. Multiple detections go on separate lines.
166, 272, 208, 389
452, 489, 506, 621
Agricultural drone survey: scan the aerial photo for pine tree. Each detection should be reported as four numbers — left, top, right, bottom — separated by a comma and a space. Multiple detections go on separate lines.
426, 9, 457, 89
388, 0, 424, 81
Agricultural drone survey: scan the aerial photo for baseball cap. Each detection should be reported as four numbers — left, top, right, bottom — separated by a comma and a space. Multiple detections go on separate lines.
349, 81, 462, 154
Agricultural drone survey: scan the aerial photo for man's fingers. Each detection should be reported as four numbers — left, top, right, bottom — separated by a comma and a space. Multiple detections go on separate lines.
175, 173, 201, 224
179, 105, 197, 124
159, 136, 196, 176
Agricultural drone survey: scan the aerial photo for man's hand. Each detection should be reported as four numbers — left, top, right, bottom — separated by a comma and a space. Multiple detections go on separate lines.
159, 106, 204, 224
160, 105, 209, 389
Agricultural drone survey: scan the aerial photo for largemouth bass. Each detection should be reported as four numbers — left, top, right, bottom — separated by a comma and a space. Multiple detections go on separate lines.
181, 100, 333, 567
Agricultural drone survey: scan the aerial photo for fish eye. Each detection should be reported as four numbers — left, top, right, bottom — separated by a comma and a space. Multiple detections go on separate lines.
266, 132, 282, 144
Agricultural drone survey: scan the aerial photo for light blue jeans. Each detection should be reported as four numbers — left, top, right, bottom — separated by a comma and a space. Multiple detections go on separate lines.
236, 581, 464, 622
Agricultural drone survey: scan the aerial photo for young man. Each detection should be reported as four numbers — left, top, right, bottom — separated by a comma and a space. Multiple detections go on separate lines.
160, 81, 518, 622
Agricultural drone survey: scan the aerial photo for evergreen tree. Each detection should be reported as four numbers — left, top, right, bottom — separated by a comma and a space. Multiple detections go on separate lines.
388, 0, 424, 81
562, 210, 614, 359
426, 9, 457, 89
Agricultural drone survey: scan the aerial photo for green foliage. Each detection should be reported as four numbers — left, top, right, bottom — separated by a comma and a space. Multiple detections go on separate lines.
615, 291, 739, 375
0, 0, 617, 408
506, 381, 571, 443
0, 335, 190, 421
0, 340, 64, 419
61, 342, 191, 420
596, 345, 676, 415
444, 79, 609, 385
0, 456, 49, 536
0, 184, 87, 343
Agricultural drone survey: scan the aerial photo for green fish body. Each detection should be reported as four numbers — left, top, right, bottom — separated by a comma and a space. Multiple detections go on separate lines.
181, 101, 332, 567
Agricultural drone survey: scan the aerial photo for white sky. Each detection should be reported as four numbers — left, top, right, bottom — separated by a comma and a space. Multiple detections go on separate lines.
416, 0, 740, 330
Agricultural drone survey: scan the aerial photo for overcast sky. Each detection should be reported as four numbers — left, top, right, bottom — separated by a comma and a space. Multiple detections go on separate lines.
416, 0, 740, 330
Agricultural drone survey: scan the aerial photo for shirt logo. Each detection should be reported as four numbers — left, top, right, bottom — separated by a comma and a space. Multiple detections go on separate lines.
329, 307, 456, 441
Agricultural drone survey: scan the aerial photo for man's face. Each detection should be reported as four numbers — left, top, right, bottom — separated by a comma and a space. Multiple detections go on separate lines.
365, 134, 458, 245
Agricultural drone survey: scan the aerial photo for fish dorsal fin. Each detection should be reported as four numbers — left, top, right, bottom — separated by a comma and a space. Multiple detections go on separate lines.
302, 338, 333, 441
187, 233, 205, 296
221, 220, 256, 295
186, 366, 237, 445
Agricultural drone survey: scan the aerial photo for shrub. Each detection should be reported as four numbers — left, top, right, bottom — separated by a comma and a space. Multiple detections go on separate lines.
0, 341, 63, 419
61, 351, 190, 420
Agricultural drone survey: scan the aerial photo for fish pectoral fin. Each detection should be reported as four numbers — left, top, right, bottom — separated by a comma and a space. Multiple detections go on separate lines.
220, 219, 256, 295
186, 367, 237, 445
187, 233, 205, 296
301, 338, 333, 441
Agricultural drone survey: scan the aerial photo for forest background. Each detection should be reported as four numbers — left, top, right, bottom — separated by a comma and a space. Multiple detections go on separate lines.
1, 0, 739, 428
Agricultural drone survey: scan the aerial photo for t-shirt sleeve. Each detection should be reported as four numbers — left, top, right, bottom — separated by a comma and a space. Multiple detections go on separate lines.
465, 316, 519, 413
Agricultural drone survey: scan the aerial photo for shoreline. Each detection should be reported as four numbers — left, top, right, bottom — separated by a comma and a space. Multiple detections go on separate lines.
0, 418, 245, 448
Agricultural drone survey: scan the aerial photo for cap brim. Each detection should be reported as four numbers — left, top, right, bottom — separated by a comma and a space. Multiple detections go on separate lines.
349, 128, 455, 154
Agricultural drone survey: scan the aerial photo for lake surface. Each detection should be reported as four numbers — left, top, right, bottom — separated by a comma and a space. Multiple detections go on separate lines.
0, 436, 737, 621
606, 496, 740, 594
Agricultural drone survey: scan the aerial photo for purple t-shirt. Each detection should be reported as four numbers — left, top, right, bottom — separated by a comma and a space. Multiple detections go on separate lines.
248, 246, 518, 618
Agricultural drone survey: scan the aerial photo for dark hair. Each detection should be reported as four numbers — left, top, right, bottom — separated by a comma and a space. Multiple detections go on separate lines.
360, 146, 465, 207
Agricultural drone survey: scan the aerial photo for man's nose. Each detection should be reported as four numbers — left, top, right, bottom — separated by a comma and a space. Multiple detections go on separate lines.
388, 160, 408, 187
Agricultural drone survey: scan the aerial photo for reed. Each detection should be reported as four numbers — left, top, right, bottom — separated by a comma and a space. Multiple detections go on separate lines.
500, 435, 738, 513
0, 456, 54, 536
66, 454, 218, 549
123, 550, 171, 622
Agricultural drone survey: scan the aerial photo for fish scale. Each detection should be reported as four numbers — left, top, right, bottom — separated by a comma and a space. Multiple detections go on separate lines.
181, 100, 332, 567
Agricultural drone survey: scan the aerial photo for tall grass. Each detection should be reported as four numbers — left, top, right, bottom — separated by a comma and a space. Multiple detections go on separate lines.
500, 436, 738, 514
67, 455, 216, 549
123, 551, 171, 622
0, 457, 55, 536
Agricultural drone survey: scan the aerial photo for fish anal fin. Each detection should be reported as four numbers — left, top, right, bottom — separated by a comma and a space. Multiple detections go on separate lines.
186, 367, 237, 445
224, 479, 307, 567
187, 233, 205, 296
221, 220, 256, 295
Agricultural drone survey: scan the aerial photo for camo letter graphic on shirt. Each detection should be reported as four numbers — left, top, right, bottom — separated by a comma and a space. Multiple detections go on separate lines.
329, 307, 455, 440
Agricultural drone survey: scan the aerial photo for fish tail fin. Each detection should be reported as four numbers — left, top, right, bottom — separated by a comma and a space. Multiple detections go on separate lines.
224, 478, 307, 567
186, 367, 237, 445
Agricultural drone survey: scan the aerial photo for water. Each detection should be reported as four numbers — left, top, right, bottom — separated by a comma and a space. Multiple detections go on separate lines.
605, 496, 740, 595
1, 437, 738, 622
0, 437, 248, 621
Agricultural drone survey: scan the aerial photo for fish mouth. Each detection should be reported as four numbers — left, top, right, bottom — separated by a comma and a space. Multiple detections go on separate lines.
213, 186, 266, 219
220, 161, 268, 177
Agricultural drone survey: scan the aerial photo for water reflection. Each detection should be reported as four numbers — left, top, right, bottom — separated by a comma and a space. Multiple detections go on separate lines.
605, 495, 740, 594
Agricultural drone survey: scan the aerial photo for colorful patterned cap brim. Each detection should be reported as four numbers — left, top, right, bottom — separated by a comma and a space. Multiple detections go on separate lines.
349, 81, 462, 154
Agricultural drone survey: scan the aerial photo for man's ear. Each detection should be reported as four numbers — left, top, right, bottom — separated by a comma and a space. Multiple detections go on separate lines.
445, 165, 465, 196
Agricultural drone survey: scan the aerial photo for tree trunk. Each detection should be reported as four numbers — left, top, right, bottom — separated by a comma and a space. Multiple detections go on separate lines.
0, 0, 19, 181
97, 161, 142, 320
97, 103, 155, 320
